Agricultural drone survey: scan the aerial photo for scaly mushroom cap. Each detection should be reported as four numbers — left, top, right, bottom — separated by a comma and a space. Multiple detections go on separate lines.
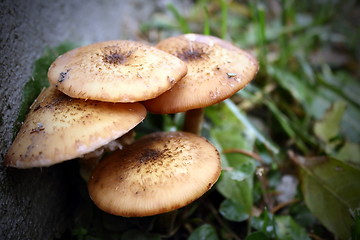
88, 131, 221, 217
48, 40, 188, 102
4, 86, 147, 168
143, 33, 259, 113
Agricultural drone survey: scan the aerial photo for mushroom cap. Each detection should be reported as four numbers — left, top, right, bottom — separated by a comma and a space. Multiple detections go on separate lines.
88, 131, 221, 217
48, 40, 188, 102
4, 86, 147, 168
143, 33, 259, 114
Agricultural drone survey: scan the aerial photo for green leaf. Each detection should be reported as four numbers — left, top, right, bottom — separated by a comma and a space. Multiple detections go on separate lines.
188, 224, 219, 240
251, 210, 310, 240
336, 142, 360, 167
216, 169, 254, 215
342, 105, 360, 143
251, 209, 277, 238
289, 203, 318, 229
350, 208, 360, 240
314, 68, 360, 143
162, 114, 178, 132
314, 101, 346, 144
313, 97, 360, 167
245, 231, 270, 240
275, 216, 311, 240
206, 101, 256, 214
71, 227, 90, 240
294, 155, 360, 239
219, 199, 249, 222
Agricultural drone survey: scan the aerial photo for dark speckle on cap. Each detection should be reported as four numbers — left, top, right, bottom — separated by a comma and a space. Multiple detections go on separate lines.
139, 148, 162, 163
58, 69, 70, 82
176, 47, 207, 62
102, 49, 132, 65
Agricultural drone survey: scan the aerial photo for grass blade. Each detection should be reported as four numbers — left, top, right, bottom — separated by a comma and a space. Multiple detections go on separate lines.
203, 6, 211, 35
220, 0, 228, 39
167, 3, 191, 33
224, 99, 279, 154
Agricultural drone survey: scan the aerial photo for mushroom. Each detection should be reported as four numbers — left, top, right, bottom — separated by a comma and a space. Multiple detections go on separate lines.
143, 34, 259, 134
4, 86, 147, 168
87, 131, 221, 217
48, 40, 188, 103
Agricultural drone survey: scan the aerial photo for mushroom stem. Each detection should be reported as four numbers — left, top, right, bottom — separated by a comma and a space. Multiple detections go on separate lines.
153, 210, 179, 236
79, 154, 103, 182
183, 108, 204, 135
79, 130, 136, 181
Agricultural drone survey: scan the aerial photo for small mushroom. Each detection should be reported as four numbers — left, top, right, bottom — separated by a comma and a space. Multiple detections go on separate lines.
88, 131, 221, 217
4, 86, 147, 168
48, 40, 188, 103
143, 34, 259, 134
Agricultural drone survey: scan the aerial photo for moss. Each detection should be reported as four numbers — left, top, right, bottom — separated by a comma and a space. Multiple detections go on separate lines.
13, 42, 79, 137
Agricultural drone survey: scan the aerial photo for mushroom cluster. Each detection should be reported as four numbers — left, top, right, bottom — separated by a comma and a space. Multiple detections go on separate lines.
4, 34, 258, 217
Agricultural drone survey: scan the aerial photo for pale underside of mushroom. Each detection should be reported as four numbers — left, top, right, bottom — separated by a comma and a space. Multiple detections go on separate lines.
79, 130, 136, 181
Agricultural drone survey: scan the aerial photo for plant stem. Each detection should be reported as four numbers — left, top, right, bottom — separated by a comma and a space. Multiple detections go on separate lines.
270, 199, 299, 214
183, 108, 204, 135
223, 148, 264, 163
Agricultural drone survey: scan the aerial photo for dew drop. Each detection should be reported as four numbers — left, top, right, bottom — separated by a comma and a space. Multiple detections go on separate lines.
234, 77, 242, 83
209, 89, 221, 99
226, 72, 237, 78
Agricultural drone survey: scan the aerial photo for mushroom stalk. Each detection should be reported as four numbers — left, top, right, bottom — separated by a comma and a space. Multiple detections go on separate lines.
79, 131, 136, 181
153, 210, 179, 236
183, 108, 204, 135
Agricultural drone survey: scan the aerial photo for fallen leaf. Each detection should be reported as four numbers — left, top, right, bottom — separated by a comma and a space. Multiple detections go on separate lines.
291, 152, 360, 239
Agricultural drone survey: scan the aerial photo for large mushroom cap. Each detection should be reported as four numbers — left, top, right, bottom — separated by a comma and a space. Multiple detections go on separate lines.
88, 131, 221, 217
143, 33, 259, 114
48, 40, 188, 102
4, 86, 147, 168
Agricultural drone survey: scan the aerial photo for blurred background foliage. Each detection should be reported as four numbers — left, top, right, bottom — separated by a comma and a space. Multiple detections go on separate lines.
22, 0, 360, 239
138, 0, 360, 239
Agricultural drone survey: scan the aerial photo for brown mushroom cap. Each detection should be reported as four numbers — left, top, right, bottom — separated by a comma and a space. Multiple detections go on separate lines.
143, 33, 259, 114
4, 86, 147, 168
48, 40, 188, 102
88, 131, 221, 217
